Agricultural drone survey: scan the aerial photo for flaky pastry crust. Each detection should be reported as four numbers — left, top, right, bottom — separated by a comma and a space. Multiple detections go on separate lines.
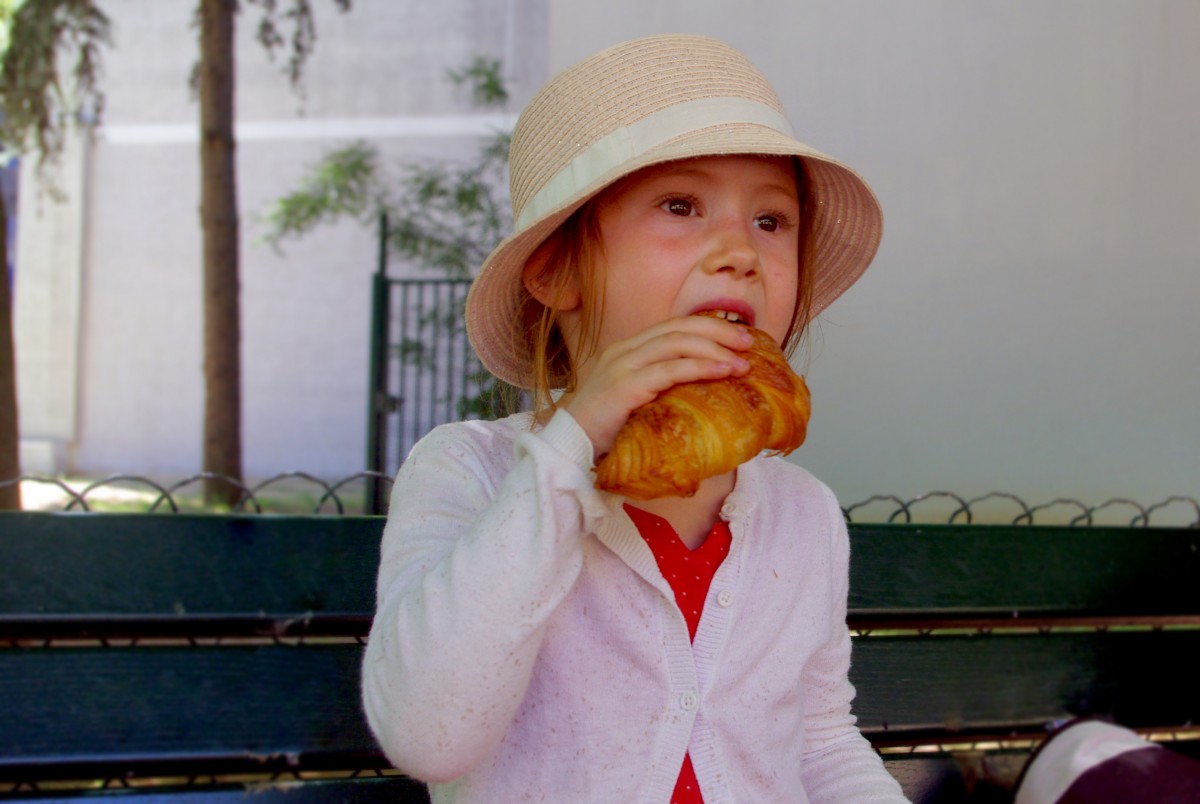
594, 314, 811, 499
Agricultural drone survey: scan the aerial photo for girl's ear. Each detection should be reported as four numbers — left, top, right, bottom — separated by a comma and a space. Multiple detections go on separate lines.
522, 236, 582, 311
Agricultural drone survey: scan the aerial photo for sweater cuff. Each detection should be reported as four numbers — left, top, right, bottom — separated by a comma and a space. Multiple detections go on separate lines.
536, 408, 597, 471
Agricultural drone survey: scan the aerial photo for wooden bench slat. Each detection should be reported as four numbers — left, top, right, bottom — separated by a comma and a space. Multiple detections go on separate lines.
0, 644, 378, 780
5, 517, 1197, 626
0, 614, 373, 641
851, 630, 1200, 741
15, 778, 430, 804
3, 632, 1196, 779
0, 514, 384, 627
3, 512, 1198, 801
849, 524, 1200, 616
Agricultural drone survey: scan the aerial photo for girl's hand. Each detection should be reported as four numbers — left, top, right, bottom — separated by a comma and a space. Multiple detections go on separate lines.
563, 316, 755, 459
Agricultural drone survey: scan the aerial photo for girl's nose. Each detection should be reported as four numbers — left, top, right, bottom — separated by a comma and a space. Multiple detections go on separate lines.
701, 217, 760, 279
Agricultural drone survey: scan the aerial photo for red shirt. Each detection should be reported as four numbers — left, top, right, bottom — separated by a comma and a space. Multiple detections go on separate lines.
624, 504, 733, 804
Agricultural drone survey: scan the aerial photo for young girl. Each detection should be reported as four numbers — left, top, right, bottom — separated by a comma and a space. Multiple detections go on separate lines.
362, 34, 908, 803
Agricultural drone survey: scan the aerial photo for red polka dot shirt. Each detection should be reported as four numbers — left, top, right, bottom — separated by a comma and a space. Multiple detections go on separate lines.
624, 504, 733, 804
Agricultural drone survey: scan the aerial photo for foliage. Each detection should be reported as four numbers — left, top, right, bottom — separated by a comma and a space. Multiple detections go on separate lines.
448, 54, 508, 107
249, 0, 351, 89
0, 0, 357, 510
188, 0, 351, 99
263, 139, 381, 239
263, 56, 512, 280
0, 0, 110, 511
388, 56, 511, 279
194, 0, 352, 507
0, 0, 109, 166
263, 57, 518, 427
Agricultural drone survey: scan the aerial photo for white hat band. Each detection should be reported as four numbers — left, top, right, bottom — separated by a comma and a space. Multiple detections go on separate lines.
515, 97, 796, 230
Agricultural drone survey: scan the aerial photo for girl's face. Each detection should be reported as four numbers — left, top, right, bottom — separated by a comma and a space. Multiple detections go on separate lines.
566, 155, 801, 371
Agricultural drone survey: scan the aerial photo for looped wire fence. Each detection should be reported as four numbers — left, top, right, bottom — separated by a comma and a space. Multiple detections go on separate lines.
2, 473, 1197, 526
2, 472, 395, 515
841, 490, 1200, 527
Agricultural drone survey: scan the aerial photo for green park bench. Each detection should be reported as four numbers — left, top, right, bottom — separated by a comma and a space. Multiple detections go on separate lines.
1, 510, 1197, 802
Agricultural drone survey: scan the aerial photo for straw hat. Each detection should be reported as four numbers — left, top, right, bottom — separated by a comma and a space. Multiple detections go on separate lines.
465, 33, 883, 389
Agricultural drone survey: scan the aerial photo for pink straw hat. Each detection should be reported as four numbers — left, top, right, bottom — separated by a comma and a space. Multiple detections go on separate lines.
466, 33, 883, 389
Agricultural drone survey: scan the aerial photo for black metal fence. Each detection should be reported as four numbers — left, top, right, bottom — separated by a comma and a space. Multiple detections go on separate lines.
366, 276, 482, 511
3, 473, 1197, 527
367, 277, 477, 469
2, 471, 394, 515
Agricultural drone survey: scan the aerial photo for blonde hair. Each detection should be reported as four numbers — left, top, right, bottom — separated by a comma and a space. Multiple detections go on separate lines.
519, 204, 606, 422
520, 157, 817, 424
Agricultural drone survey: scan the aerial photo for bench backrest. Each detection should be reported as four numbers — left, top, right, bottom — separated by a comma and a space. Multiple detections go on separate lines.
1, 512, 1197, 801
0, 514, 409, 800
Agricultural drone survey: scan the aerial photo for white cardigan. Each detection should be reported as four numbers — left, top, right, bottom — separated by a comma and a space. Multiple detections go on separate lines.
362, 410, 908, 803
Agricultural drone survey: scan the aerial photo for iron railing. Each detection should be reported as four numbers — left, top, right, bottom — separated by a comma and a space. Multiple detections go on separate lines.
1, 471, 393, 515
366, 271, 482, 512
3, 474, 1197, 527
370, 278, 478, 467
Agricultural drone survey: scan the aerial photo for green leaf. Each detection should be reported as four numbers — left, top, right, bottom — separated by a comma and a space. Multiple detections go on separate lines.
446, 56, 507, 107
259, 141, 383, 247
0, 0, 111, 165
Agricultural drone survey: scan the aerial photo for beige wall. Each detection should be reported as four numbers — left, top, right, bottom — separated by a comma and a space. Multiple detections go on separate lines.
14, 128, 89, 473
548, 0, 1200, 511
16, 0, 1197, 511
17, 0, 548, 479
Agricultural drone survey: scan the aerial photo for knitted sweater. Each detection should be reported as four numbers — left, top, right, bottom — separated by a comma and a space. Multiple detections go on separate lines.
361, 410, 909, 803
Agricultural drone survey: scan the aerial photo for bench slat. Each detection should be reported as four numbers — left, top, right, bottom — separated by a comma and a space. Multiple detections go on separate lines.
17, 778, 430, 803
849, 524, 1200, 617
0, 514, 383, 634
2, 631, 1197, 780
6, 516, 1198, 628
3, 512, 1198, 801
0, 644, 377, 780
852, 630, 1200, 742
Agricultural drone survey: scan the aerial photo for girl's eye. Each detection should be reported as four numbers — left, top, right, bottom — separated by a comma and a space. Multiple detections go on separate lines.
755, 212, 790, 233
663, 197, 696, 216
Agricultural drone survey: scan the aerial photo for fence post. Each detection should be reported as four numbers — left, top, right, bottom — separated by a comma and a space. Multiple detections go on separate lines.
365, 213, 391, 515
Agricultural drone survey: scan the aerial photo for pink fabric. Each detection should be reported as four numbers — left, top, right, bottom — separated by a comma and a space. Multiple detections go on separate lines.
363, 410, 909, 803
626, 504, 733, 803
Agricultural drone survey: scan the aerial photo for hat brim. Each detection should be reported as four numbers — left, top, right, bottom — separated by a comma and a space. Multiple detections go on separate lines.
466, 124, 882, 389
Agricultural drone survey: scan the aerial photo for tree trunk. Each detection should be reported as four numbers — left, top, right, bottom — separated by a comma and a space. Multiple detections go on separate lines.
197, 0, 242, 507
0, 186, 21, 510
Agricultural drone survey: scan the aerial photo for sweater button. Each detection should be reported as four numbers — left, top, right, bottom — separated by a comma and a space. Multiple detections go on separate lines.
717, 590, 734, 608
680, 691, 698, 712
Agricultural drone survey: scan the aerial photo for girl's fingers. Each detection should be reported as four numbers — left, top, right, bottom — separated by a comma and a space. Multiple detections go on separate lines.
565, 317, 756, 455
617, 316, 754, 360
588, 333, 746, 409
600, 320, 754, 383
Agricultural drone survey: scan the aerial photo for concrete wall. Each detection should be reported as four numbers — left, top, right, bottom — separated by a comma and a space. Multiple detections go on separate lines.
16, 0, 1197, 510
16, 0, 547, 479
548, 0, 1199, 509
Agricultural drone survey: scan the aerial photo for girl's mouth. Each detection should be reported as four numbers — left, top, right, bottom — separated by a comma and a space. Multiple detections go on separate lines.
694, 306, 755, 327
692, 300, 757, 327
709, 309, 748, 324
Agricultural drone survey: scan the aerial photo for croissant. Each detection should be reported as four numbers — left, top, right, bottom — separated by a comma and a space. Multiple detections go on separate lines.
594, 314, 811, 499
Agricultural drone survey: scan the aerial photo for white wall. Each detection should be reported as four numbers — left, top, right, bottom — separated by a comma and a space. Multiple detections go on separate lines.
17, 0, 548, 479
13, 129, 89, 473
548, 0, 1199, 510
16, 0, 1197, 511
